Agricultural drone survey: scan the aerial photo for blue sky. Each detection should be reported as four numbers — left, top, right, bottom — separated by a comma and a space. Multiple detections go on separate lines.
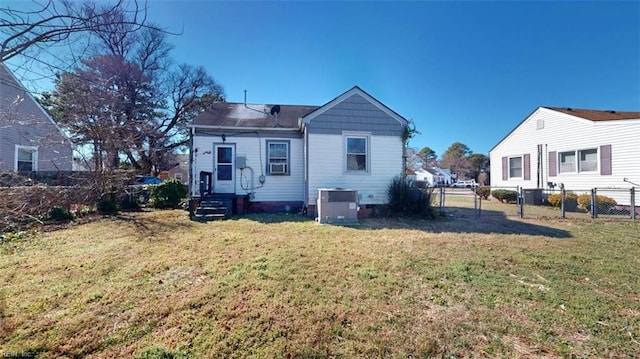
7, 1, 640, 157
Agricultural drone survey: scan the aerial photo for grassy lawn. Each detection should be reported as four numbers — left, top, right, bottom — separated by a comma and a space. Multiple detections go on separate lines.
1, 207, 639, 358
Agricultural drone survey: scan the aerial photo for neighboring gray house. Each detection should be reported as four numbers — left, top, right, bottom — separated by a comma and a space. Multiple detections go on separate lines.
0, 62, 73, 172
189, 86, 409, 217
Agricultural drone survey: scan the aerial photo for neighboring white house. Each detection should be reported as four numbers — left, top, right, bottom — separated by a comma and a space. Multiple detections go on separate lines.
490, 106, 640, 204
0, 62, 73, 172
415, 167, 451, 187
189, 86, 408, 215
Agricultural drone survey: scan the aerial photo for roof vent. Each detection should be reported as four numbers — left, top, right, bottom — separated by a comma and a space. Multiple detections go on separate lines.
270, 105, 281, 127
608, 110, 616, 114
566, 108, 573, 111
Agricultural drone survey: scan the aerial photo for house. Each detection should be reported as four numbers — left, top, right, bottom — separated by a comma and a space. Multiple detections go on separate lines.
0, 62, 73, 173
161, 153, 189, 183
405, 168, 417, 183
490, 106, 640, 203
415, 167, 452, 187
189, 86, 408, 217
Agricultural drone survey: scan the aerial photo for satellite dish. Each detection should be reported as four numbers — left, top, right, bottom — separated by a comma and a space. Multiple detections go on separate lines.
270, 105, 281, 116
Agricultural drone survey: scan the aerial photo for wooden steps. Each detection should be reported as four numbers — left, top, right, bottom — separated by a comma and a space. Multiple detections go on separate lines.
192, 198, 233, 221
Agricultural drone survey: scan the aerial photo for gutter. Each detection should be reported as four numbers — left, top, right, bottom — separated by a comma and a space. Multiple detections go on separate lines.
188, 124, 300, 132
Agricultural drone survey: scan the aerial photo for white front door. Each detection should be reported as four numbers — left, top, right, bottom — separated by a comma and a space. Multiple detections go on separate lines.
214, 143, 235, 193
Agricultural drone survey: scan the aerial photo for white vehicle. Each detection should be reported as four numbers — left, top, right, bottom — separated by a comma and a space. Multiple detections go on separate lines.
452, 180, 477, 188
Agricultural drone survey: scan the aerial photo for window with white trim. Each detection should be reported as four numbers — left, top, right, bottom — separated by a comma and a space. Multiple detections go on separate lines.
579, 148, 598, 172
509, 156, 522, 178
16, 145, 38, 172
559, 151, 576, 173
174, 173, 183, 181
267, 140, 289, 175
346, 136, 368, 172
558, 148, 598, 173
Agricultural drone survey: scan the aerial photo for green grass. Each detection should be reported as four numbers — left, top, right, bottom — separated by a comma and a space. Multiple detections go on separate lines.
1, 209, 639, 358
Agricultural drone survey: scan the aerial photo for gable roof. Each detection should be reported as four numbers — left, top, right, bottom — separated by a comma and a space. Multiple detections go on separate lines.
543, 107, 640, 121
490, 106, 640, 153
192, 102, 319, 129
0, 62, 72, 145
301, 86, 408, 126
191, 86, 408, 131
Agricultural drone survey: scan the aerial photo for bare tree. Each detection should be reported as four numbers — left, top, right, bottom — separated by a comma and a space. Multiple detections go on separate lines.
0, 0, 174, 95
1, 0, 152, 62
41, 22, 224, 175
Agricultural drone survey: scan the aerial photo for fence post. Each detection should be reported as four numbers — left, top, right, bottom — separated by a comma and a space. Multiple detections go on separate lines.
560, 183, 566, 219
439, 186, 445, 215
631, 187, 636, 220
474, 189, 478, 217
591, 188, 598, 218
517, 186, 524, 218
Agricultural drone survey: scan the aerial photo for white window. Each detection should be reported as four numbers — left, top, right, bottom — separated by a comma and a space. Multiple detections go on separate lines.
345, 135, 368, 172
267, 140, 289, 175
559, 148, 597, 173
509, 156, 522, 178
174, 173, 183, 181
559, 151, 576, 173
579, 148, 598, 172
15, 145, 38, 172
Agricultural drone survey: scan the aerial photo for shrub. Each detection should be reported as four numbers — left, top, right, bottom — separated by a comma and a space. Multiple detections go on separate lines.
387, 176, 435, 218
474, 186, 491, 200
491, 189, 518, 203
149, 179, 188, 209
547, 192, 578, 211
97, 192, 119, 215
577, 194, 617, 213
546, 193, 562, 208
47, 206, 75, 222
120, 195, 141, 211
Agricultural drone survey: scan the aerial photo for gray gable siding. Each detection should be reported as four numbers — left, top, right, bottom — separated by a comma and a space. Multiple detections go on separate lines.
306, 94, 404, 136
0, 64, 73, 171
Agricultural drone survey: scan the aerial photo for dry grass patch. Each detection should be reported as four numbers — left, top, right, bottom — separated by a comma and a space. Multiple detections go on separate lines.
1, 210, 639, 358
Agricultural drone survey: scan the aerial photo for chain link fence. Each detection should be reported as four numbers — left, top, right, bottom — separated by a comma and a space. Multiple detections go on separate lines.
433, 186, 639, 220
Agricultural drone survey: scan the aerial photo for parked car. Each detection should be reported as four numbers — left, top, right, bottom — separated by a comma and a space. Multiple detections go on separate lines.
134, 175, 163, 186
452, 180, 477, 188
130, 175, 163, 203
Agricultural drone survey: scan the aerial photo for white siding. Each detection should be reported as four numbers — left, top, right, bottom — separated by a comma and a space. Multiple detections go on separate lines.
307, 133, 404, 205
192, 135, 304, 201
490, 107, 640, 204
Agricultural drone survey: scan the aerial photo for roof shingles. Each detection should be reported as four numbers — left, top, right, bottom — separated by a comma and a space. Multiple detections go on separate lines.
544, 107, 640, 121
193, 102, 319, 128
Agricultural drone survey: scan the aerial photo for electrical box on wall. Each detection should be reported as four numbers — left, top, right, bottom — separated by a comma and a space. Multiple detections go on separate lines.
235, 155, 246, 169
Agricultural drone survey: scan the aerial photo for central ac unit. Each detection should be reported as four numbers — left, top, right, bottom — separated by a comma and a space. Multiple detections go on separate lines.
317, 188, 358, 224
270, 163, 287, 174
